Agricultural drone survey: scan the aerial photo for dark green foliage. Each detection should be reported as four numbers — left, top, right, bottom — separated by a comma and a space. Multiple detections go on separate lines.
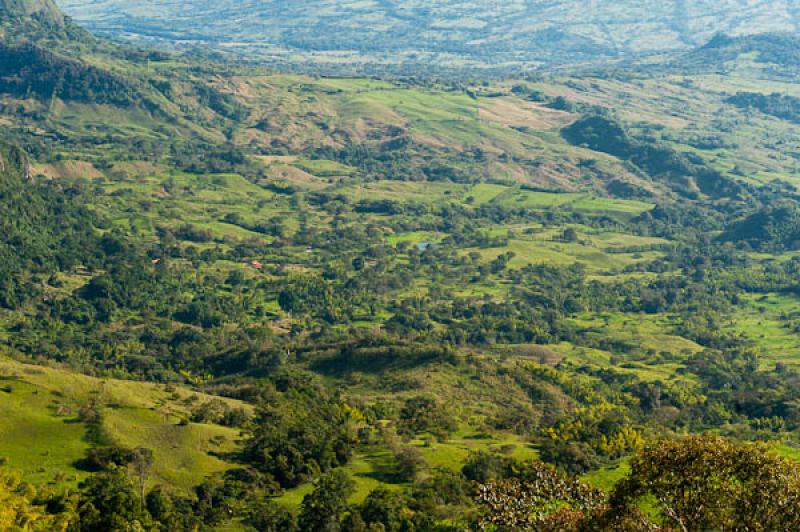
720, 202, 800, 251
278, 276, 349, 323
310, 338, 456, 375
538, 440, 599, 475
462, 451, 517, 483
244, 500, 298, 532
562, 115, 742, 199
684, 33, 800, 75
171, 224, 214, 243
393, 445, 427, 481
194, 84, 249, 121
728, 91, 800, 124
298, 469, 355, 532
397, 396, 457, 439
0, 144, 102, 308
562, 115, 633, 158
79, 446, 134, 472
145, 487, 203, 532
189, 399, 251, 427
243, 384, 356, 487
412, 467, 471, 507
76, 469, 153, 531
171, 142, 254, 174
357, 487, 432, 531
0, 42, 141, 105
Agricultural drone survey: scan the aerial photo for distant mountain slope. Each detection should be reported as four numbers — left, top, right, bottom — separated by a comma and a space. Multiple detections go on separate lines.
0, 42, 140, 104
0, 0, 93, 42
674, 33, 800, 75
57, 0, 800, 68
1, 0, 64, 24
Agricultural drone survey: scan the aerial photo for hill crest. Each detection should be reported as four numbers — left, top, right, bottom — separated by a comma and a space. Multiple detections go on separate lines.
0, 0, 64, 26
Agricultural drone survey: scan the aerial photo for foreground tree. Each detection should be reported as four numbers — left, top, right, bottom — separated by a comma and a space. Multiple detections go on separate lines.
473, 460, 602, 530
474, 436, 800, 531
130, 447, 155, 504
607, 435, 800, 531
76, 469, 153, 531
0, 470, 74, 530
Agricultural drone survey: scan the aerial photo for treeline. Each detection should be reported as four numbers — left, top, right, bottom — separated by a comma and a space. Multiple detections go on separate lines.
0, 42, 142, 106
696, 33, 800, 71
720, 201, 800, 251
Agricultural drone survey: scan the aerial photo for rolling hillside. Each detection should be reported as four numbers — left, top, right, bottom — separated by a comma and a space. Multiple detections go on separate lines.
0, 355, 247, 491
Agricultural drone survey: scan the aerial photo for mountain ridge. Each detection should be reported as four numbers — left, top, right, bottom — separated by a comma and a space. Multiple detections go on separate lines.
55, 0, 800, 70
0, 0, 64, 26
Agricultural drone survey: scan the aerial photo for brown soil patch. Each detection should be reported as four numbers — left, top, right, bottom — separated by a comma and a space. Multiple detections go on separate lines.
257, 155, 299, 165
111, 161, 163, 178
479, 97, 577, 130
261, 162, 332, 190
32, 160, 105, 180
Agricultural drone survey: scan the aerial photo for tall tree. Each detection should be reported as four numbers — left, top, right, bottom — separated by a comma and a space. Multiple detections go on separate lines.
130, 447, 155, 504
608, 435, 800, 531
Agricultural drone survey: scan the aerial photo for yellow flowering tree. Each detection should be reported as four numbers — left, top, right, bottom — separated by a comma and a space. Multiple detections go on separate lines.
0, 470, 74, 531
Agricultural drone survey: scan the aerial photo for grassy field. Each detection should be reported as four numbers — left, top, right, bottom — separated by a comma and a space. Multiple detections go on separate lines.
582, 459, 631, 491
292, 158, 357, 177
725, 292, 800, 369
275, 426, 539, 510
95, 170, 291, 243
459, 223, 666, 275
0, 356, 248, 491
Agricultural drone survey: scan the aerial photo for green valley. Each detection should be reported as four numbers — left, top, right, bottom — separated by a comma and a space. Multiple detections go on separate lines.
3, 1, 800, 530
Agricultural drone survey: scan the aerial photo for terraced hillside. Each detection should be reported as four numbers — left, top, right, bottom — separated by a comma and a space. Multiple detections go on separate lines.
57, 0, 800, 70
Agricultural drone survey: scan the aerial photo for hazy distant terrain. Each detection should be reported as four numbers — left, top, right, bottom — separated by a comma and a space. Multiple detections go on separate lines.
56, 0, 800, 68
